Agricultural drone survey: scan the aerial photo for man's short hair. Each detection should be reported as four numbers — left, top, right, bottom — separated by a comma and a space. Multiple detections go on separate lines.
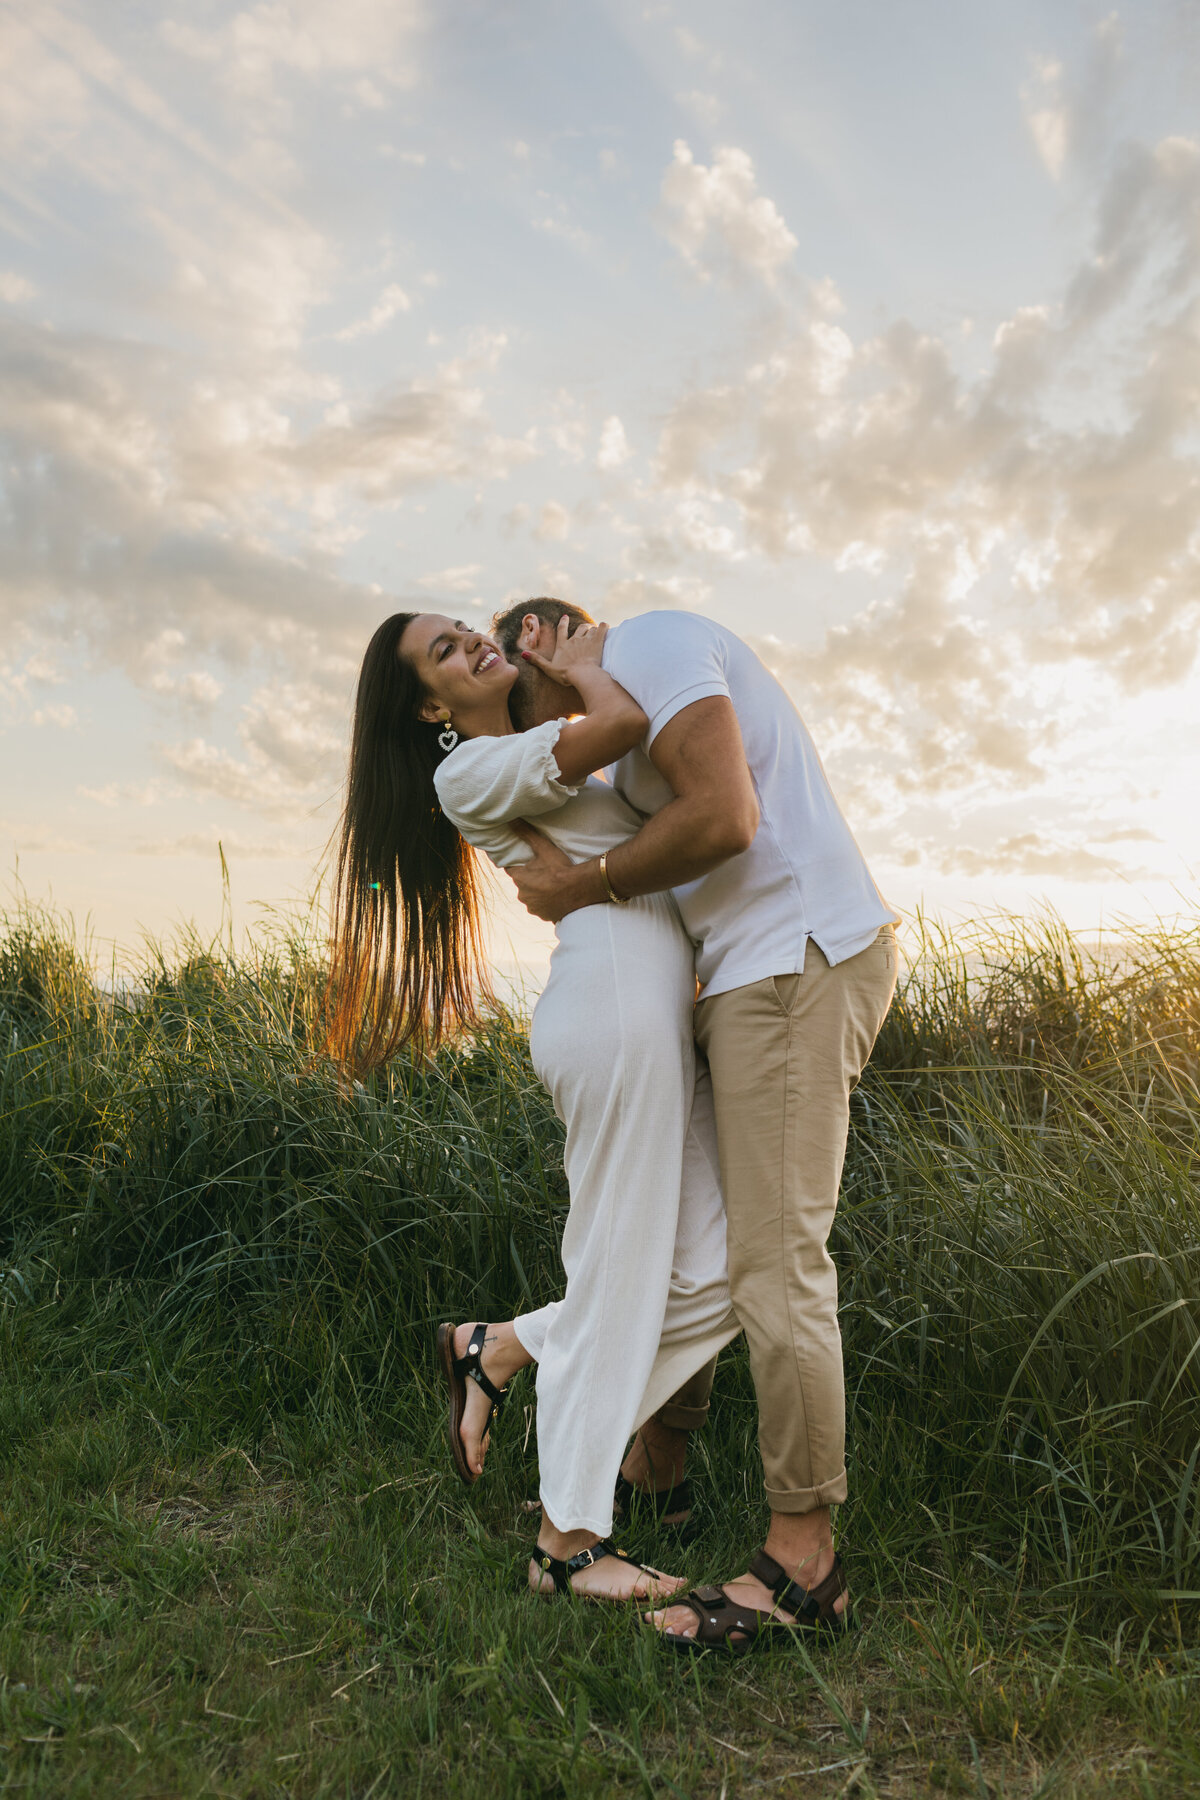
491, 596, 595, 655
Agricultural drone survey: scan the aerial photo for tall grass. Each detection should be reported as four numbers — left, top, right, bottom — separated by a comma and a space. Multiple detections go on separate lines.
3, 904, 1198, 1613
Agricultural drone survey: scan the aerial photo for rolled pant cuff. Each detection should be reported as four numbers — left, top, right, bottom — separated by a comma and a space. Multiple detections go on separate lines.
656, 1399, 710, 1430
765, 1469, 847, 1514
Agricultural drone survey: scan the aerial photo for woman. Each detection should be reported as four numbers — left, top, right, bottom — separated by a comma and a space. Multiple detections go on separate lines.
327, 610, 740, 1603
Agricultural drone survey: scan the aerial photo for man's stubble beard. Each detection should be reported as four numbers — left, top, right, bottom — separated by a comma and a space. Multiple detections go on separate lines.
506, 659, 580, 731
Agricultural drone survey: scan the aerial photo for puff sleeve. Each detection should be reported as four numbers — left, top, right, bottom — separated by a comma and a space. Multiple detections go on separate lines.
433, 719, 579, 835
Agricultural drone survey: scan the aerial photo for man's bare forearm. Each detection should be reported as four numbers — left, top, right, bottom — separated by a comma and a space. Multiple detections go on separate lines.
510, 696, 757, 923
600, 797, 748, 900
549, 856, 611, 912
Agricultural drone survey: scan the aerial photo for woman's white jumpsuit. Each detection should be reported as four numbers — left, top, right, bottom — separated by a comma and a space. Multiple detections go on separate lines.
434, 720, 741, 1534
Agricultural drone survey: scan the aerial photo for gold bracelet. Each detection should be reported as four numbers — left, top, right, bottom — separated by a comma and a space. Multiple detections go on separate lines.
598, 851, 629, 905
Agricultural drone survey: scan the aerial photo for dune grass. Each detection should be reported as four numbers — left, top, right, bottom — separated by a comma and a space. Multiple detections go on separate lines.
2, 906, 1199, 1797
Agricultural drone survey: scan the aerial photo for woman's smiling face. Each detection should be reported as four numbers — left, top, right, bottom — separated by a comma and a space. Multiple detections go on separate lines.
399, 613, 518, 727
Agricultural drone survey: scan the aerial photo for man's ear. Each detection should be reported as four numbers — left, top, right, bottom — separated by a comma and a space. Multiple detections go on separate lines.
515, 613, 544, 654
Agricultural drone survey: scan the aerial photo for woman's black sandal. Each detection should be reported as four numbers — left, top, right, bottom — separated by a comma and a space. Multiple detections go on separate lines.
656, 1549, 849, 1654
436, 1322, 509, 1487
532, 1537, 665, 1599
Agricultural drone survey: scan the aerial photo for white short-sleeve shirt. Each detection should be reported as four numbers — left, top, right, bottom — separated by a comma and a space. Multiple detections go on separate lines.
602, 612, 899, 999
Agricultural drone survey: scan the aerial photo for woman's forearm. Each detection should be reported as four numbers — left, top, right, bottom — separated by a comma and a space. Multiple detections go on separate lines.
568, 664, 628, 712
550, 668, 648, 783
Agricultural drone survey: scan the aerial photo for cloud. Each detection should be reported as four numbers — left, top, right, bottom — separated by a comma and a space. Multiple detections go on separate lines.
334, 282, 411, 340
288, 351, 537, 501
661, 141, 798, 288
652, 113, 1200, 802
161, 0, 424, 110
531, 211, 593, 256
1091, 826, 1161, 845
752, 533, 1052, 799
149, 670, 224, 709
671, 498, 742, 560
3, 4, 1193, 914
0, 313, 531, 677
544, 390, 587, 463
416, 565, 484, 593
601, 573, 712, 615
160, 680, 345, 814
597, 415, 631, 469
534, 503, 569, 542
0, 0, 534, 858
673, 27, 723, 73
1022, 56, 1068, 180
79, 781, 171, 809
535, 562, 575, 600
1021, 17, 1125, 184
132, 830, 313, 860
31, 702, 77, 729
921, 832, 1158, 884
0, 273, 35, 304
677, 91, 725, 129
0, 8, 332, 357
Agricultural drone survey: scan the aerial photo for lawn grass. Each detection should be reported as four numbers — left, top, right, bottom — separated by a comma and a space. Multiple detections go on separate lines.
2, 906, 1199, 1797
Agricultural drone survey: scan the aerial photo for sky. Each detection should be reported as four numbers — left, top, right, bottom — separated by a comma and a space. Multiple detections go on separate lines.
2, 0, 1199, 985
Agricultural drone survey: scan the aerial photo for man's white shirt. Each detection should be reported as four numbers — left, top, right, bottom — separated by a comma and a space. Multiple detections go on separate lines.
601, 611, 899, 1001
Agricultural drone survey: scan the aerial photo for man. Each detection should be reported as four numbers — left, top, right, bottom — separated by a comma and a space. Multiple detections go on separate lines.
491, 597, 899, 1647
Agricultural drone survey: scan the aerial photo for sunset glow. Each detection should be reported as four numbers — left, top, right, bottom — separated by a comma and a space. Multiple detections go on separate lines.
3, 2, 1198, 975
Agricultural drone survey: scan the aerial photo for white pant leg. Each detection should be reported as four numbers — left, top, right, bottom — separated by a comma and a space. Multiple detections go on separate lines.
516, 1062, 739, 1455
513, 1302, 557, 1362
525, 894, 709, 1535
632, 1059, 742, 1428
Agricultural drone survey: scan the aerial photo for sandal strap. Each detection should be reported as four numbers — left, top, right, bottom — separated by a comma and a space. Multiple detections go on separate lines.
671, 1584, 764, 1647
749, 1548, 847, 1625
613, 1474, 693, 1516
532, 1537, 642, 1595
452, 1323, 508, 1416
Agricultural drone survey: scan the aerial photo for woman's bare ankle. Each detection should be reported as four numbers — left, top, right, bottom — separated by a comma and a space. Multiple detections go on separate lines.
536, 1516, 599, 1561
453, 1319, 532, 1386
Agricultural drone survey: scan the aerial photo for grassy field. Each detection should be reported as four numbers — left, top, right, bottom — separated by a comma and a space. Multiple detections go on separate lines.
2, 907, 1199, 1798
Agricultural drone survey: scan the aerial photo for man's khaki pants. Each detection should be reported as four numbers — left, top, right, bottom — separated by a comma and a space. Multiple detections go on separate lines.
658, 927, 898, 1512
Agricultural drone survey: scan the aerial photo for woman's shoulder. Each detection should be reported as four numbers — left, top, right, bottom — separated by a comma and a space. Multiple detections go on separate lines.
433, 720, 572, 827
434, 720, 556, 788
432, 735, 494, 813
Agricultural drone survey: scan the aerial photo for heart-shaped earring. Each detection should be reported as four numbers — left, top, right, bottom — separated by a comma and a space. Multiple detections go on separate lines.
437, 715, 459, 753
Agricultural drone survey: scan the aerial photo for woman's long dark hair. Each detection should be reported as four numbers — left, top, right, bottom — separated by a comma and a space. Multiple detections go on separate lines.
325, 612, 492, 1074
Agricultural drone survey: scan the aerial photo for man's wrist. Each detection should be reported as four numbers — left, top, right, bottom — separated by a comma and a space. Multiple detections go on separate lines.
598, 852, 629, 905
569, 858, 609, 912
587, 859, 611, 906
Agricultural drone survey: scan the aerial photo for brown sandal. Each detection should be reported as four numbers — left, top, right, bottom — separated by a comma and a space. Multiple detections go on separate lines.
656, 1549, 849, 1654
436, 1322, 509, 1487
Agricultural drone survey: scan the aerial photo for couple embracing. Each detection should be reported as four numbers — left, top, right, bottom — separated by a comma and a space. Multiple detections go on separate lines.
327, 599, 898, 1652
